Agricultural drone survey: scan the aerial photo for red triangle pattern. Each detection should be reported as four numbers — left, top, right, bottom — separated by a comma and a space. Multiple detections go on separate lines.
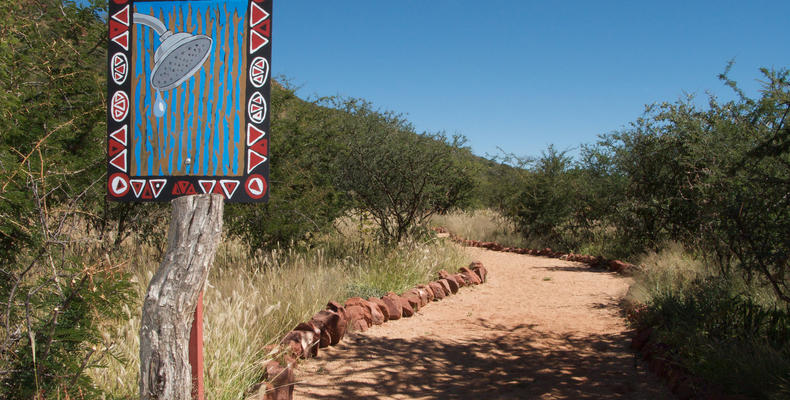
253, 19, 271, 38
245, 174, 267, 199
248, 178, 264, 194
212, 182, 224, 195
111, 91, 129, 121
172, 181, 189, 195
199, 180, 216, 194
247, 124, 265, 146
113, 178, 128, 194
109, 149, 127, 173
108, 173, 130, 197
220, 180, 239, 199
251, 138, 268, 156
250, 57, 268, 87
112, 5, 129, 26
110, 124, 127, 146
250, 2, 270, 28
141, 183, 154, 200
169, 181, 198, 196
111, 31, 129, 51
112, 54, 127, 84
250, 30, 269, 53
109, 139, 124, 157
109, 20, 126, 40
113, 67, 126, 84
130, 179, 145, 198
247, 149, 267, 174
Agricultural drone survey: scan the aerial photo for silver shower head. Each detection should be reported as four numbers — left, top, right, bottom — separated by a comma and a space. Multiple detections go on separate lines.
134, 13, 213, 91
151, 32, 212, 91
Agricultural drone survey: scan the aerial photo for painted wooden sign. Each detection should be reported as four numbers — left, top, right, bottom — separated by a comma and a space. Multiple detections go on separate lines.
107, 0, 271, 202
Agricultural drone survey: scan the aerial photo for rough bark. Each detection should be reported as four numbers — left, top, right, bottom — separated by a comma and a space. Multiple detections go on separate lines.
139, 194, 224, 400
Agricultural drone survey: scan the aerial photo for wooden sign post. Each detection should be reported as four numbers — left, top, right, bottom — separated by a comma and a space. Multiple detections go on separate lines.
139, 194, 223, 400
106, 0, 272, 399
189, 291, 205, 399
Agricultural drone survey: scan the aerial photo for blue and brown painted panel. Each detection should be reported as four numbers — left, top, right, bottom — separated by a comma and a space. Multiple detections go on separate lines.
107, 0, 271, 202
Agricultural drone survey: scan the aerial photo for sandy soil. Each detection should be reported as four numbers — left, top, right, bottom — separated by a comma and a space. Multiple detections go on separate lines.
294, 246, 674, 399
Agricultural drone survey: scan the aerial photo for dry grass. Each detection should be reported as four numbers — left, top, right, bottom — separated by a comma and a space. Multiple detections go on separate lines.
625, 242, 710, 307
87, 220, 467, 399
625, 242, 781, 311
431, 209, 530, 248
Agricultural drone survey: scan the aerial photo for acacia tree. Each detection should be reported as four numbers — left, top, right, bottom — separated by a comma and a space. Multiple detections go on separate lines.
333, 99, 472, 242
603, 67, 790, 302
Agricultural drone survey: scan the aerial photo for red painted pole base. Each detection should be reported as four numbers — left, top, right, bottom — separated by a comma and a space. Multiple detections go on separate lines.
189, 291, 204, 400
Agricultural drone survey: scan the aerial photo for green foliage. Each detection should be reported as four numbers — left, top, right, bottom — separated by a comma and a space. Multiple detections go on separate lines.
633, 277, 790, 399
0, 1, 484, 393
226, 87, 476, 250
499, 66, 790, 291
341, 235, 466, 298
0, 0, 105, 264
225, 83, 349, 251
501, 146, 577, 248
87, 227, 468, 398
497, 144, 627, 256
495, 65, 790, 396
0, 1, 137, 397
431, 209, 531, 249
5, 264, 134, 399
602, 66, 790, 300
227, 86, 477, 250
488, 65, 790, 398
331, 98, 474, 243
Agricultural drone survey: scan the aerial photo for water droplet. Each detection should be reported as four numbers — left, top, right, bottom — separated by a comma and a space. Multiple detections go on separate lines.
153, 90, 166, 118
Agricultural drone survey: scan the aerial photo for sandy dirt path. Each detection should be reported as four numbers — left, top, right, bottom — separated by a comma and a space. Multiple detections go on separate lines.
294, 246, 673, 399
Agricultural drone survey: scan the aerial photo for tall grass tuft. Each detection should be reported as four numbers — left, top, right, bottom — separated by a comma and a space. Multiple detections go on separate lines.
87, 224, 467, 399
625, 242, 709, 307
431, 209, 531, 248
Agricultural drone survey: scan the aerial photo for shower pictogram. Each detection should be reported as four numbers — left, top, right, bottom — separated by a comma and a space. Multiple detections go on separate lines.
133, 12, 213, 118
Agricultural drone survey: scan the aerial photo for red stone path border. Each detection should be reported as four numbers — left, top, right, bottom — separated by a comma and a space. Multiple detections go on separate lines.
433, 227, 638, 276
251, 261, 489, 399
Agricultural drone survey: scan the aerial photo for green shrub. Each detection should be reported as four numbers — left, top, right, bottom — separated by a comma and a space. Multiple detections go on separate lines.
635, 277, 790, 398
0, 1, 139, 397
224, 83, 350, 251
332, 98, 473, 243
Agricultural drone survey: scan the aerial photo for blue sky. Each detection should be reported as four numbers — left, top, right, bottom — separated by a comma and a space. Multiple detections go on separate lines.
273, 1, 790, 159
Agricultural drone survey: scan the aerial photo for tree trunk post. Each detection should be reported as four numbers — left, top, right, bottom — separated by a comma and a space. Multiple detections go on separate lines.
139, 194, 224, 400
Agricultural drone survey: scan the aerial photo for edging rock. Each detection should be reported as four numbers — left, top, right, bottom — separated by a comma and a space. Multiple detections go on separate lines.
433, 226, 637, 276
629, 326, 747, 400
261, 359, 295, 400
252, 260, 489, 399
